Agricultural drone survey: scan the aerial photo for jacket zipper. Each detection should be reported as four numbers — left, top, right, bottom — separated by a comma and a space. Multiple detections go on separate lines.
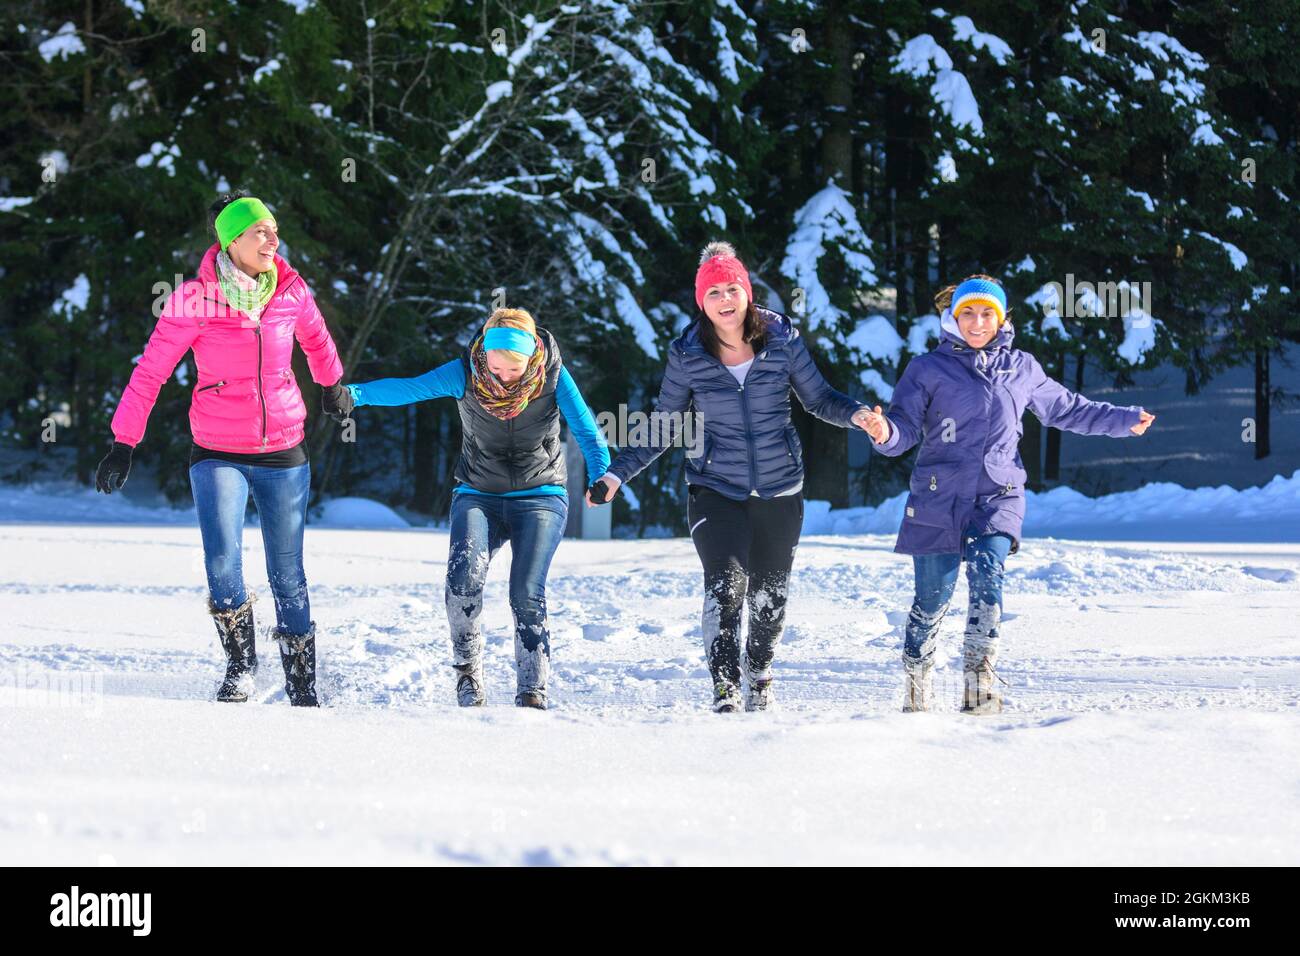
254, 324, 267, 447
507, 415, 516, 488
204, 270, 299, 450
196, 380, 226, 393
690, 342, 761, 492
737, 379, 757, 493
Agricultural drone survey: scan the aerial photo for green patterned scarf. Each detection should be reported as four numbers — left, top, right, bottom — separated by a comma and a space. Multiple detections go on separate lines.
216, 249, 277, 316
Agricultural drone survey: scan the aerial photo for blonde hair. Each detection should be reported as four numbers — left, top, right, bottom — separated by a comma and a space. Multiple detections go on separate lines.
933, 273, 1011, 320
484, 307, 537, 362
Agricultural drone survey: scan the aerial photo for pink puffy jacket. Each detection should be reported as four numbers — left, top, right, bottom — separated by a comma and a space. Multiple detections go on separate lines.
111, 244, 344, 453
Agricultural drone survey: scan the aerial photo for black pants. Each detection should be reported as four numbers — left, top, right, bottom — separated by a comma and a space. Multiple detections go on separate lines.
687, 484, 804, 690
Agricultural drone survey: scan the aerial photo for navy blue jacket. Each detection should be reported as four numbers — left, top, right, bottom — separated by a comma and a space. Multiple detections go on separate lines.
607, 308, 865, 500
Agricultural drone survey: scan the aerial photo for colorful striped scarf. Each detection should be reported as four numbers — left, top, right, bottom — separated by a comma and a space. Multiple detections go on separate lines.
468, 331, 547, 420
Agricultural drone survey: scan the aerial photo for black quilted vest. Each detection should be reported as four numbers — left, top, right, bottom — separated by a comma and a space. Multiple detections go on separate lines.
454, 325, 565, 493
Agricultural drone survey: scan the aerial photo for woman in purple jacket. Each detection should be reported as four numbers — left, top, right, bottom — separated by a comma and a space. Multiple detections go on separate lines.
860, 275, 1155, 714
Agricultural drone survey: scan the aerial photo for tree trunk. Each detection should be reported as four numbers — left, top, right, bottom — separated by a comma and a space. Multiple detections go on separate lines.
412, 401, 436, 514
72, 353, 90, 484
1043, 349, 1067, 482
821, 0, 853, 187
912, 223, 930, 323
1255, 346, 1270, 460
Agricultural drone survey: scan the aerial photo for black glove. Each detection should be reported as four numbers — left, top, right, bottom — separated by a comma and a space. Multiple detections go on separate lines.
95, 442, 133, 494
322, 383, 355, 422
588, 478, 612, 504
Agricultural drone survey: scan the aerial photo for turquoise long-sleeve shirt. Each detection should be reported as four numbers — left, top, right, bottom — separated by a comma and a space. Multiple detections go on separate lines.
348, 360, 610, 499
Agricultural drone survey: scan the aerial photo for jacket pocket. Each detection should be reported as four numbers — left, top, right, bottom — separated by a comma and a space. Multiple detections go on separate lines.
195, 380, 227, 394
904, 460, 963, 528
692, 434, 714, 476
783, 426, 801, 461
983, 443, 1026, 488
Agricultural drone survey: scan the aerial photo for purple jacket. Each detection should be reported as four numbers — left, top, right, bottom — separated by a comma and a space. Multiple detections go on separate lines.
873, 317, 1143, 555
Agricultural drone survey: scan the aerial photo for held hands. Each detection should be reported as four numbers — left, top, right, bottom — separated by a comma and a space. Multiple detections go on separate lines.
322, 382, 355, 422
585, 473, 621, 507
853, 405, 891, 444
94, 442, 133, 494
1130, 409, 1156, 436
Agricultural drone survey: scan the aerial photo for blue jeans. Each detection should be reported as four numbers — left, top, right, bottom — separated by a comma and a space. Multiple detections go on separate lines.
190, 460, 312, 635
445, 492, 568, 695
904, 526, 1013, 669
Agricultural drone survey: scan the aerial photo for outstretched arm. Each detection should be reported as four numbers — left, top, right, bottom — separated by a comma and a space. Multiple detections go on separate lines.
555, 367, 611, 482
292, 285, 344, 385
348, 359, 467, 407
603, 347, 693, 485
1026, 356, 1146, 437
110, 291, 200, 447
871, 359, 929, 457
788, 332, 865, 427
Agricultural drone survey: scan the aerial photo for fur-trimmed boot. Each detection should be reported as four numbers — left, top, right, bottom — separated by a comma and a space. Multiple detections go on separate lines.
961, 655, 1003, 715
902, 658, 933, 713
209, 594, 258, 703
273, 622, 319, 707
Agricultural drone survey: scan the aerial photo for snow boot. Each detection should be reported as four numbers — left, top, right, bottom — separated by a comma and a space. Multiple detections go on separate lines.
209, 594, 257, 703
744, 658, 775, 712
713, 681, 743, 713
515, 690, 547, 710
902, 658, 933, 713
273, 622, 319, 707
961, 656, 1003, 715
513, 627, 550, 711
455, 664, 485, 707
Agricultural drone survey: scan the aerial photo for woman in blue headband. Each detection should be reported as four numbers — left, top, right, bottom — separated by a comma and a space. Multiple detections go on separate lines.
857, 274, 1155, 714
335, 308, 609, 709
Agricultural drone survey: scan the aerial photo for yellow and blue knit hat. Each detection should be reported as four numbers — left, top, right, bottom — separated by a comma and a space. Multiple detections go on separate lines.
950, 277, 1007, 325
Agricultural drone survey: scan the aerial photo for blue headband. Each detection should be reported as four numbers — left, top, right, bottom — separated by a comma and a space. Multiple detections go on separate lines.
482, 327, 537, 356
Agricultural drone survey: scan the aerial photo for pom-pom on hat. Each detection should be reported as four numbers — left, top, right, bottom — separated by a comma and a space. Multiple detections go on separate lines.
695, 241, 753, 310
950, 277, 1007, 326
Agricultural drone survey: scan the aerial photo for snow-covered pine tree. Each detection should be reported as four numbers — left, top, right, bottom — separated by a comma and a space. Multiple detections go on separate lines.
1178, 0, 1300, 460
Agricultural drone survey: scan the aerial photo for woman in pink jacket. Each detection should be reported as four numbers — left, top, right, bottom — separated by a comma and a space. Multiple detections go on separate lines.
95, 192, 349, 707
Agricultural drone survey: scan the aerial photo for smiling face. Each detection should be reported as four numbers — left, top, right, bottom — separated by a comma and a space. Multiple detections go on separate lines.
955, 301, 1001, 348
227, 218, 279, 276
486, 350, 528, 384
701, 282, 749, 334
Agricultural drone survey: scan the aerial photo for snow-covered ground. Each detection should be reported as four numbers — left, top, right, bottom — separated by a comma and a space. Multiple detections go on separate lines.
1, 480, 1297, 865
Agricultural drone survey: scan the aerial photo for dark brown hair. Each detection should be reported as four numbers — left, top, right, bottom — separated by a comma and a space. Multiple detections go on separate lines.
697, 302, 767, 360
